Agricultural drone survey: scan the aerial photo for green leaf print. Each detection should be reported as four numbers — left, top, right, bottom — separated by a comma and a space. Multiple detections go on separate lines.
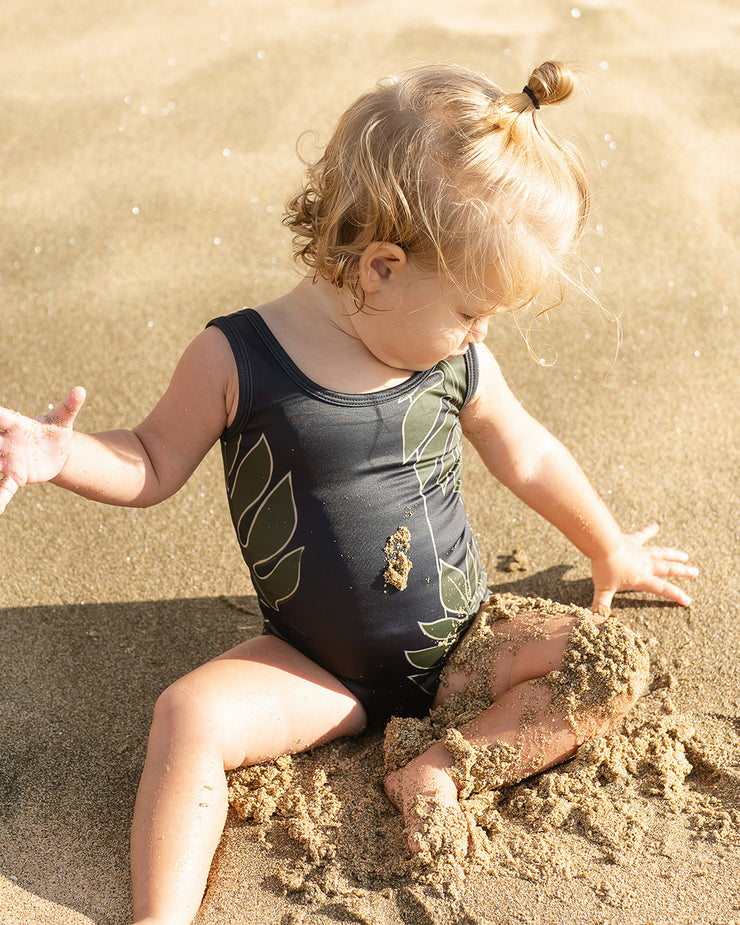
411, 546, 482, 674
397, 356, 485, 689
225, 432, 304, 612
244, 472, 299, 566
230, 434, 274, 544
413, 411, 450, 488
401, 370, 444, 464
405, 644, 448, 671
436, 425, 463, 494
418, 614, 467, 641
466, 544, 481, 600
415, 415, 463, 492
253, 546, 304, 611
438, 557, 470, 614
401, 360, 466, 497
222, 433, 241, 478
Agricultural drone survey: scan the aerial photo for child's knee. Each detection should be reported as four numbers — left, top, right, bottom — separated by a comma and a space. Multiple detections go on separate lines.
151, 676, 220, 741
436, 598, 583, 705
545, 613, 649, 742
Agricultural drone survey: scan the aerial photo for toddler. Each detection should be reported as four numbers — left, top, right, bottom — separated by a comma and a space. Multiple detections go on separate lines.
0, 60, 696, 925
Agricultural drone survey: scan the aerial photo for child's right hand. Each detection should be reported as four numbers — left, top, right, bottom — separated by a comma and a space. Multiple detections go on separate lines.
0, 387, 86, 514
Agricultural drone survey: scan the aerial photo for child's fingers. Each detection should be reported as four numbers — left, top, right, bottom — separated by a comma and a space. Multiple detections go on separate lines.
651, 558, 699, 579
0, 475, 18, 515
664, 550, 691, 563
41, 387, 86, 428
645, 544, 689, 562
639, 576, 692, 607
590, 588, 615, 613
591, 551, 696, 610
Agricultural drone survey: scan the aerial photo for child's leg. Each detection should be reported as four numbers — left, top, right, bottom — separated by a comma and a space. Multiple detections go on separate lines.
131, 635, 366, 925
384, 605, 648, 855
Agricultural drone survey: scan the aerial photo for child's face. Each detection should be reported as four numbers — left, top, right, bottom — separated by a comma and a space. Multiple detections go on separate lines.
351, 257, 500, 372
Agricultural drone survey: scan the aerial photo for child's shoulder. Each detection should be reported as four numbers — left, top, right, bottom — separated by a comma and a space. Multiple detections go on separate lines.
193, 322, 241, 367
460, 342, 525, 430
169, 325, 240, 428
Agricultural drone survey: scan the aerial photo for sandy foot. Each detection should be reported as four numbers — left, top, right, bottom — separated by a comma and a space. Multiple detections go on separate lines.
383, 742, 471, 862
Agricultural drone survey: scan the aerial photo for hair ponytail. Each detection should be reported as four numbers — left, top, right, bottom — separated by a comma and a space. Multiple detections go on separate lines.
490, 60, 580, 121
526, 61, 578, 108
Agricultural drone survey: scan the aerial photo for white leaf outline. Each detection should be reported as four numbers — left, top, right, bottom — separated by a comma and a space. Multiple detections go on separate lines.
400, 369, 445, 463
232, 433, 274, 541
243, 471, 299, 567
253, 546, 305, 610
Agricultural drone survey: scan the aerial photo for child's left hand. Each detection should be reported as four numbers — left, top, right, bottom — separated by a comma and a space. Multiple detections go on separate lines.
590, 523, 697, 612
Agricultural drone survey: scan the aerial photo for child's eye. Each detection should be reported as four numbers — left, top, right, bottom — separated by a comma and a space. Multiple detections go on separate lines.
459, 313, 476, 324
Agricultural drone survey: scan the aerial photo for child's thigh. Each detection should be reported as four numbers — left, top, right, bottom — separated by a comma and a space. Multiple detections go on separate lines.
157, 635, 367, 769
487, 608, 590, 698
436, 606, 598, 706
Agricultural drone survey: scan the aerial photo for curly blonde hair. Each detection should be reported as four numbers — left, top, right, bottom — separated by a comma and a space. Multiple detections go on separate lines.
284, 61, 589, 312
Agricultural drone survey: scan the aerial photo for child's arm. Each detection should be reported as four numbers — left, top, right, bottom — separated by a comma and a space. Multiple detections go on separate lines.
461, 344, 697, 612
0, 327, 236, 513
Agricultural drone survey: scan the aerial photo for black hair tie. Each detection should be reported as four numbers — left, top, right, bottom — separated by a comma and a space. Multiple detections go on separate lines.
522, 85, 541, 109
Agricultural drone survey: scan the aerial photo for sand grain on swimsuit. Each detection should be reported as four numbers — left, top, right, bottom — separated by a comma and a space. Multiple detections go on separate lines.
384, 525, 413, 591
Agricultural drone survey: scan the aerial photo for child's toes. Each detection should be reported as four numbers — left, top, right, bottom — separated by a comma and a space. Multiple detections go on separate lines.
383, 768, 403, 809
405, 795, 471, 865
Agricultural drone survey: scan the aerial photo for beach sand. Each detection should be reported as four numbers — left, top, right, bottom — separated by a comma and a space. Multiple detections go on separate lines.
1, 0, 739, 923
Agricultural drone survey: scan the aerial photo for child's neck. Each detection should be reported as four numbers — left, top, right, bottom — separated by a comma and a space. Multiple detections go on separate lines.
255, 276, 416, 394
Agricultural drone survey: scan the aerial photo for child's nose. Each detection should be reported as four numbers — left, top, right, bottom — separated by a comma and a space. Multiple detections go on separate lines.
469, 317, 489, 342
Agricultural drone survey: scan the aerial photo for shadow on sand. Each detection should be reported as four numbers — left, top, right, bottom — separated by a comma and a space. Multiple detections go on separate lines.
0, 571, 672, 922
0, 595, 260, 924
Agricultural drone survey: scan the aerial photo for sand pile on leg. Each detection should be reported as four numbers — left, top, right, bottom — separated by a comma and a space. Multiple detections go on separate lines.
226, 595, 739, 917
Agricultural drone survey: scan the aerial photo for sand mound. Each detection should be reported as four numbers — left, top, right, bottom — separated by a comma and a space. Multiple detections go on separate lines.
226, 598, 740, 919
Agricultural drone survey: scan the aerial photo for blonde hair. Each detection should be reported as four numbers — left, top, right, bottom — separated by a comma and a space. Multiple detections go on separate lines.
284, 60, 589, 312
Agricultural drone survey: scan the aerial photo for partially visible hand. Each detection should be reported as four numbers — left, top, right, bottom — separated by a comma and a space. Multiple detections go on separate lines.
0, 387, 86, 514
590, 523, 698, 612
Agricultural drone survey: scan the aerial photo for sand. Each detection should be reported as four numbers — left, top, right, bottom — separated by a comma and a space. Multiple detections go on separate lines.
1, 0, 739, 923
384, 526, 413, 592
226, 596, 711, 900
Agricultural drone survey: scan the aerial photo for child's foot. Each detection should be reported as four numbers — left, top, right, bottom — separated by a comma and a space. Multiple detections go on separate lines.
384, 743, 470, 861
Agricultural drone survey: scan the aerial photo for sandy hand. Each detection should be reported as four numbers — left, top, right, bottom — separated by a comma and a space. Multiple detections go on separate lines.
590, 523, 698, 612
0, 387, 86, 514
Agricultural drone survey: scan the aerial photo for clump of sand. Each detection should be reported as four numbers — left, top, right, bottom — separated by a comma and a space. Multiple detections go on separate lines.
384, 525, 412, 590
444, 730, 522, 798
547, 610, 650, 731
498, 548, 530, 572
226, 595, 739, 915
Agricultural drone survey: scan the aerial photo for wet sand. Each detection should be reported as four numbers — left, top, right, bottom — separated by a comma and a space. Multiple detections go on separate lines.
1, 1, 738, 923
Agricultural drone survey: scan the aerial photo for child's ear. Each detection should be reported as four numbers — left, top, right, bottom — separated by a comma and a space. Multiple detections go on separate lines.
360, 242, 407, 293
